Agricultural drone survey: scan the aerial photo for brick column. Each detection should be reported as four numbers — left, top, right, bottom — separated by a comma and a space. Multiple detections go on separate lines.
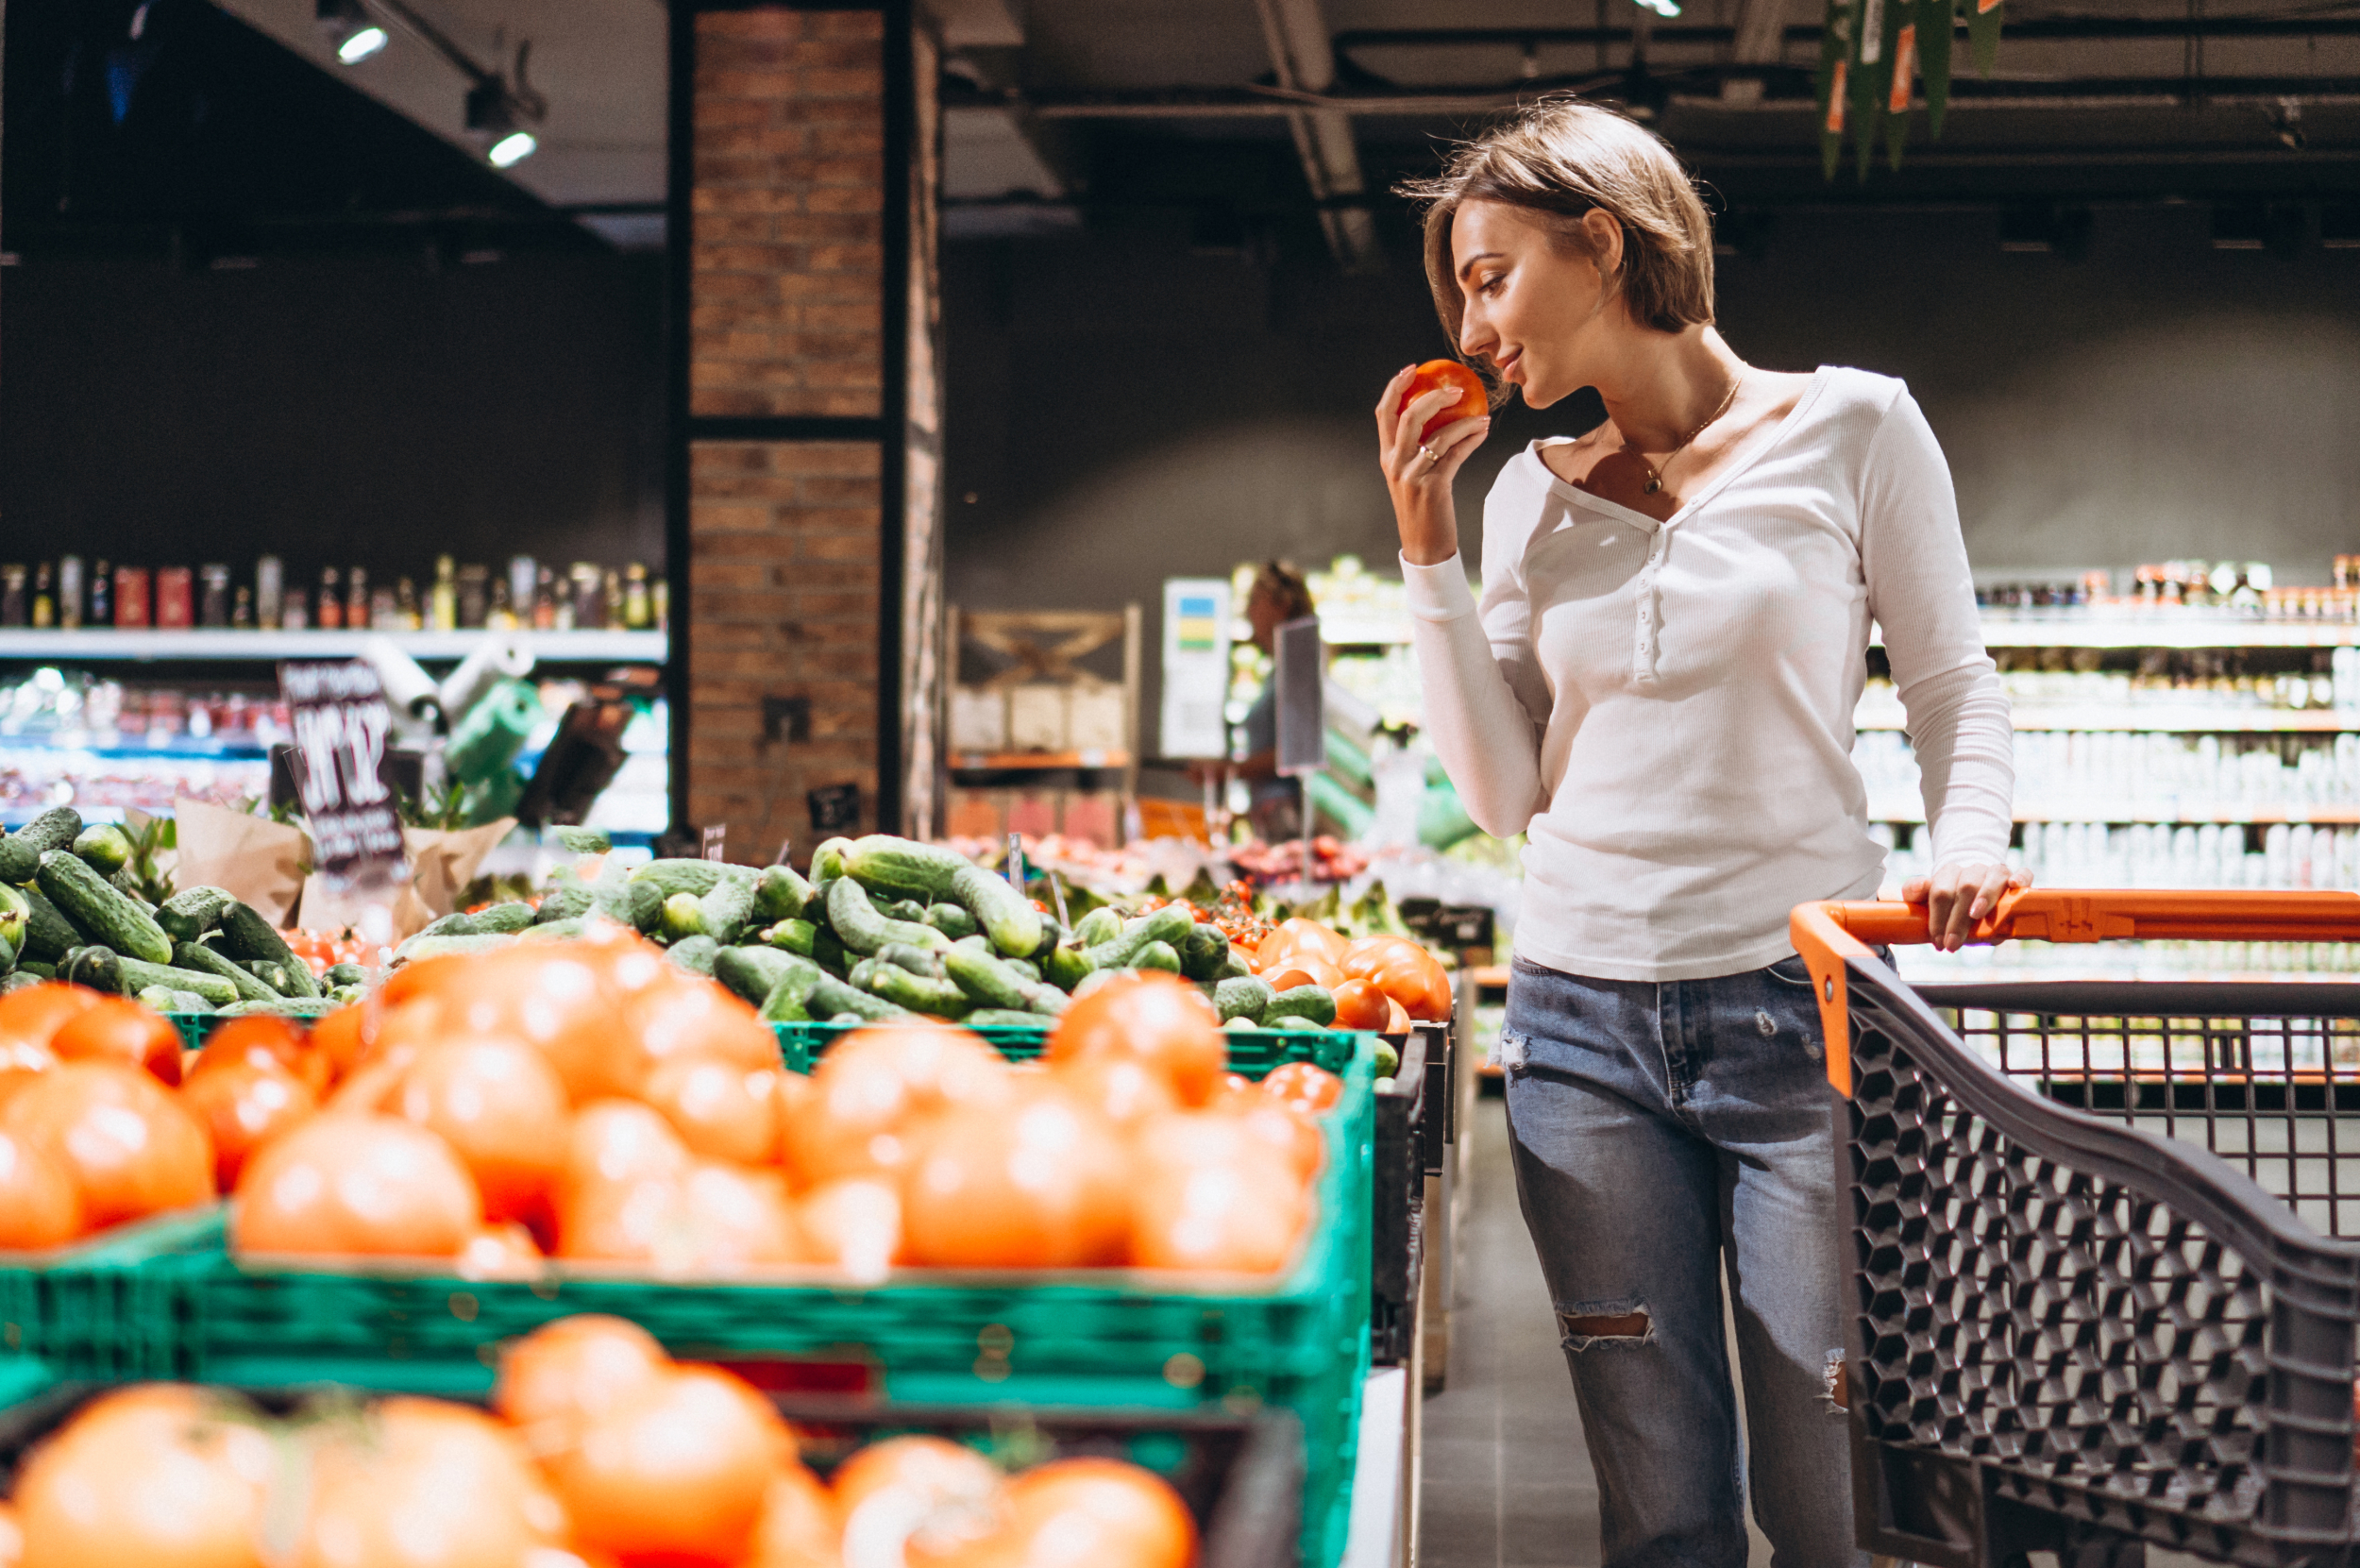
668, 1, 937, 858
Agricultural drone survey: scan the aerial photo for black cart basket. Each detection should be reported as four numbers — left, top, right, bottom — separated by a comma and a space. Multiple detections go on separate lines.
1793, 889, 2360, 1568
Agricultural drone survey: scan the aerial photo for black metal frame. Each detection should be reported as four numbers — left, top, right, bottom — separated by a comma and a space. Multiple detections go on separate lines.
664, 0, 917, 839
1838, 953, 2360, 1567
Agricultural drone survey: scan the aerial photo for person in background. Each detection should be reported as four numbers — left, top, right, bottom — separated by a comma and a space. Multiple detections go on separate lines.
1379, 99, 2016, 1565
1191, 561, 1318, 840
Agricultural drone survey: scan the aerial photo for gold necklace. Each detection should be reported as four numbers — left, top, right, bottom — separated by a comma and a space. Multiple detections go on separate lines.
1631, 372, 1745, 496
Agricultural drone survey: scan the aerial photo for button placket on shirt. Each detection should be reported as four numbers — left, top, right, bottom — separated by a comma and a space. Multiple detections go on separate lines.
1633, 520, 1669, 687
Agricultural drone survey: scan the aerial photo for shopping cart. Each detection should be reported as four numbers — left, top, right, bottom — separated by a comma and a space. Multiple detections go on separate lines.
1792, 890, 2360, 1568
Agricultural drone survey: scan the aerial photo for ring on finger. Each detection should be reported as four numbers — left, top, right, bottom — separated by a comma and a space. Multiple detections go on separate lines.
1417, 444, 1440, 469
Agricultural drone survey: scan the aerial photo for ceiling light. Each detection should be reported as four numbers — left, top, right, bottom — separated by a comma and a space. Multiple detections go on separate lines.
1633, 0, 1682, 17
337, 25, 388, 63
488, 130, 536, 167
316, 0, 385, 65
465, 78, 541, 168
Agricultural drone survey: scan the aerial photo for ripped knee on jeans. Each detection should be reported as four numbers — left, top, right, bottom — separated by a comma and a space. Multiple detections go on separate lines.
1825, 1350, 1850, 1410
1558, 1302, 1651, 1348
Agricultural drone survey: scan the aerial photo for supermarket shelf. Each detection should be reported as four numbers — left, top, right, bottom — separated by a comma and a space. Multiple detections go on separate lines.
1858, 707, 2357, 733
1869, 802, 2360, 826
950, 749, 1131, 771
0, 629, 666, 664
1467, 965, 1509, 988
1973, 616, 2360, 649
0, 736, 271, 760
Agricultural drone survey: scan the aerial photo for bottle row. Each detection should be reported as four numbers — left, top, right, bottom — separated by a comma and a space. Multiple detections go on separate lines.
0, 555, 667, 633
1976, 559, 2360, 620
1875, 819, 2360, 893
1855, 730, 2360, 818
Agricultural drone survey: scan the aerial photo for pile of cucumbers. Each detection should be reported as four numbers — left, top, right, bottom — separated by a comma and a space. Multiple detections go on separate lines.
391, 832, 1340, 1031
0, 806, 362, 1016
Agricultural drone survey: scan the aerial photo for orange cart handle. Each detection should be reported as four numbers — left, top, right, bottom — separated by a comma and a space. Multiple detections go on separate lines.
1791, 888, 2360, 1095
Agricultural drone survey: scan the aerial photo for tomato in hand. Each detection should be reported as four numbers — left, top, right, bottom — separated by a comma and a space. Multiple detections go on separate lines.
1398, 359, 1490, 445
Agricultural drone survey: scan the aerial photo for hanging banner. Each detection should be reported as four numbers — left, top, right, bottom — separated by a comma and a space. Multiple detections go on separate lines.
278, 660, 407, 890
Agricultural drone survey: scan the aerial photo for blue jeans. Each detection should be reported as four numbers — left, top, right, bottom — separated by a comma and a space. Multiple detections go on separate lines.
1500, 953, 1863, 1568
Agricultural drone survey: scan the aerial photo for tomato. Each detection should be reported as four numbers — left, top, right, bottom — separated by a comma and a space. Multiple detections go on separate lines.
1399, 360, 1489, 442
15, 1383, 275, 1568
0, 1127, 83, 1249
394, 1036, 570, 1223
834, 1436, 1003, 1561
388, 947, 628, 1103
49, 996, 183, 1085
1131, 1111, 1308, 1273
1372, 949, 1453, 1021
746, 1461, 843, 1568
1385, 996, 1412, 1034
1257, 918, 1347, 969
179, 1060, 319, 1190
1264, 954, 1343, 993
1044, 973, 1225, 1108
798, 1176, 902, 1282
233, 1114, 481, 1256
780, 1025, 1012, 1187
625, 969, 780, 1084
1261, 1061, 1344, 1115
642, 1054, 785, 1165
991, 1458, 1199, 1568
1339, 934, 1422, 982
295, 1396, 567, 1568
495, 1315, 672, 1437
1050, 1052, 1178, 1132
563, 1100, 691, 1190
545, 1364, 792, 1563
455, 1221, 544, 1280
0, 983, 103, 1056
560, 1156, 801, 1274
191, 1015, 326, 1097
3, 1060, 215, 1226
901, 1082, 1130, 1269
309, 1003, 369, 1082
1222, 1093, 1325, 1181
1329, 979, 1392, 1033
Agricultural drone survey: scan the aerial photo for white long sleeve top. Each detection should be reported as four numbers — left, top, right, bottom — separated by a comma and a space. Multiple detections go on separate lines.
1404, 365, 2014, 982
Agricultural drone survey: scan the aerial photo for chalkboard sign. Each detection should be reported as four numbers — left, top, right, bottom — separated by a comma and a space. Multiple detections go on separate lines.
279, 660, 407, 889
808, 783, 861, 834
1273, 616, 1324, 777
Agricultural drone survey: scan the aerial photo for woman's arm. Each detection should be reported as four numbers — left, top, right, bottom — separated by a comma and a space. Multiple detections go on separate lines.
1377, 367, 1551, 837
1861, 389, 2018, 949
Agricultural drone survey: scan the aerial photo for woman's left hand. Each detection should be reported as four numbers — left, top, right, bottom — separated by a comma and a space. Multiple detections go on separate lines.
1901, 862, 2028, 953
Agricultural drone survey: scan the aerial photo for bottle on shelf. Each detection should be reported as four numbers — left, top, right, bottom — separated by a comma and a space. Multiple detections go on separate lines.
651, 576, 668, 632
231, 585, 254, 630
58, 556, 82, 630
532, 566, 557, 631
487, 575, 516, 631
256, 555, 283, 631
90, 561, 112, 627
346, 567, 371, 631
508, 556, 536, 620
316, 567, 343, 630
602, 568, 625, 632
114, 566, 151, 629
456, 563, 488, 629
198, 565, 230, 629
0, 565, 25, 628
568, 563, 600, 631
156, 566, 194, 631
394, 577, 420, 632
623, 563, 650, 630
430, 556, 458, 632
281, 587, 310, 632
31, 564, 54, 630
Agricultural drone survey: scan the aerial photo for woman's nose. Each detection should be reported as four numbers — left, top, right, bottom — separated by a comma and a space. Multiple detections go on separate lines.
1458, 309, 1493, 362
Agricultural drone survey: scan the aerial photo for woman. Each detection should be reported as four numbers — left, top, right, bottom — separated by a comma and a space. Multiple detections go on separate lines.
1193, 561, 1319, 840
1379, 101, 2014, 1565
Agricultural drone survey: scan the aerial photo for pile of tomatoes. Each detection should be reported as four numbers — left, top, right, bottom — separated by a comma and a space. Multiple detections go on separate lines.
280, 929, 378, 977
0, 1312, 1199, 1568
1240, 919, 1453, 1035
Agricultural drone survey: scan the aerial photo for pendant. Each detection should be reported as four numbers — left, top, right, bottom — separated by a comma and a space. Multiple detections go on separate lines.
1643, 476, 1660, 495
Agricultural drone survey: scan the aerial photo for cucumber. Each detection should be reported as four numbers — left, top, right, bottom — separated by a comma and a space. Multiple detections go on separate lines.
1178, 923, 1231, 981
471, 902, 537, 936
73, 824, 133, 878
110, 870, 158, 914
218, 903, 316, 995
588, 861, 649, 929
921, 903, 978, 940
847, 957, 883, 990
1043, 942, 1093, 993
878, 895, 929, 925
37, 851, 172, 965
807, 972, 906, 1022
1211, 974, 1276, 1024
661, 893, 705, 943
666, 936, 720, 976
17, 885, 79, 965
1214, 950, 1253, 981
158, 886, 239, 945
811, 926, 850, 976
245, 960, 298, 997
755, 955, 828, 1023
1073, 906, 1122, 947
843, 835, 966, 897
868, 965, 970, 1018
0, 885, 27, 967
948, 865, 1042, 959
518, 919, 590, 943
113, 956, 238, 1007
59, 947, 123, 993
825, 874, 947, 956
138, 986, 204, 1014
1135, 941, 1182, 973
172, 941, 279, 1003
216, 997, 341, 1020
810, 838, 854, 883
1263, 985, 1337, 1027
324, 963, 369, 988
632, 858, 729, 900
761, 919, 820, 958
944, 944, 1032, 1011
714, 944, 806, 1007
1085, 904, 1193, 973
1, 971, 48, 995
755, 865, 817, 922
555, 826, 612, 854
875, 942, 945, 979
535, 885, 595, 924
964, 1008, 1051, 1030
0, 807, 83, 885
1268, 1015, 1327, 1032
414, 911, 477, 940
395, 932, 518, 963
622, 880, 665, 935
1003, 956, 1041, 985
699, 869, 761, 944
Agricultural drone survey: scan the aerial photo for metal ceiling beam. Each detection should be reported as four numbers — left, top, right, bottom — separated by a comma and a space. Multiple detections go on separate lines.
1725, 0, 1792, 102
1252, 0, 1382, 273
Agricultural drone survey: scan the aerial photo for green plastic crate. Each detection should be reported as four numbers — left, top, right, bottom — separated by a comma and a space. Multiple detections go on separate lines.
771, 1019, 1357, 1078
0, 1206, 222, 1380
79, 1028, 1375, 1566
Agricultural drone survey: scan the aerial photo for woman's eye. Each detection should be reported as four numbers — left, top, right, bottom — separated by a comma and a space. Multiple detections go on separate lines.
1479, 276, 1505, 296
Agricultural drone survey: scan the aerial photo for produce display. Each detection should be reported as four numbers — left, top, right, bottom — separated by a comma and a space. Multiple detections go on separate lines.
0, 806, 357, 1018
0, 1313, 1198, 1568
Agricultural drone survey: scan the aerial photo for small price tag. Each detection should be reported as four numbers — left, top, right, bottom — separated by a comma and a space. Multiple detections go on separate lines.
279, 660, 407, 889
702, 825, 728, 864
807, 784, 860, 834
1004, 833, 1027, 895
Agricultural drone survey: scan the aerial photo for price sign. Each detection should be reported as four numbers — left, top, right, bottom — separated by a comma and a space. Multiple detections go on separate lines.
279, 660, 408, 888
807, 784, 861, 834
702, 825, 728, 864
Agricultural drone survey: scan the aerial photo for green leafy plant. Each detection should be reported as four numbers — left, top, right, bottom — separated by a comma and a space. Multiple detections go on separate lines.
115, 815, 177, 907
1817, 0, 2003, 177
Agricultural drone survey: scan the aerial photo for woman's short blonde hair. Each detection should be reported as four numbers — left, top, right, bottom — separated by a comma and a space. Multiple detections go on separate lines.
1401, 98, 1716, 348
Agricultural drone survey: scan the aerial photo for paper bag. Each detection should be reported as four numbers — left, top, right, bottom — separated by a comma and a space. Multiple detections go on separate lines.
404, 820, 518, 919
295, 873, 437, 942
169, 800, 310, 927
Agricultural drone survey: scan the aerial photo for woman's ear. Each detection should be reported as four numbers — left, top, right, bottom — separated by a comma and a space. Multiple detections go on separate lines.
1581, 208, 1624, 283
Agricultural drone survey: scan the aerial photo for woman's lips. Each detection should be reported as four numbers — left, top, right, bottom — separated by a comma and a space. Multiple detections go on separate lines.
1496, 350, 1523, 383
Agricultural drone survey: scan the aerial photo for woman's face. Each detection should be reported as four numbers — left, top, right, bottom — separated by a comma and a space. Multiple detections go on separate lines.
1247, 584, 1289, 650
1450, 199, 1621, 411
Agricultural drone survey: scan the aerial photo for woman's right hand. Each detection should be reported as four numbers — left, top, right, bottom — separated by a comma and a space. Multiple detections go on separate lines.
1375, 364, 1492, 567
